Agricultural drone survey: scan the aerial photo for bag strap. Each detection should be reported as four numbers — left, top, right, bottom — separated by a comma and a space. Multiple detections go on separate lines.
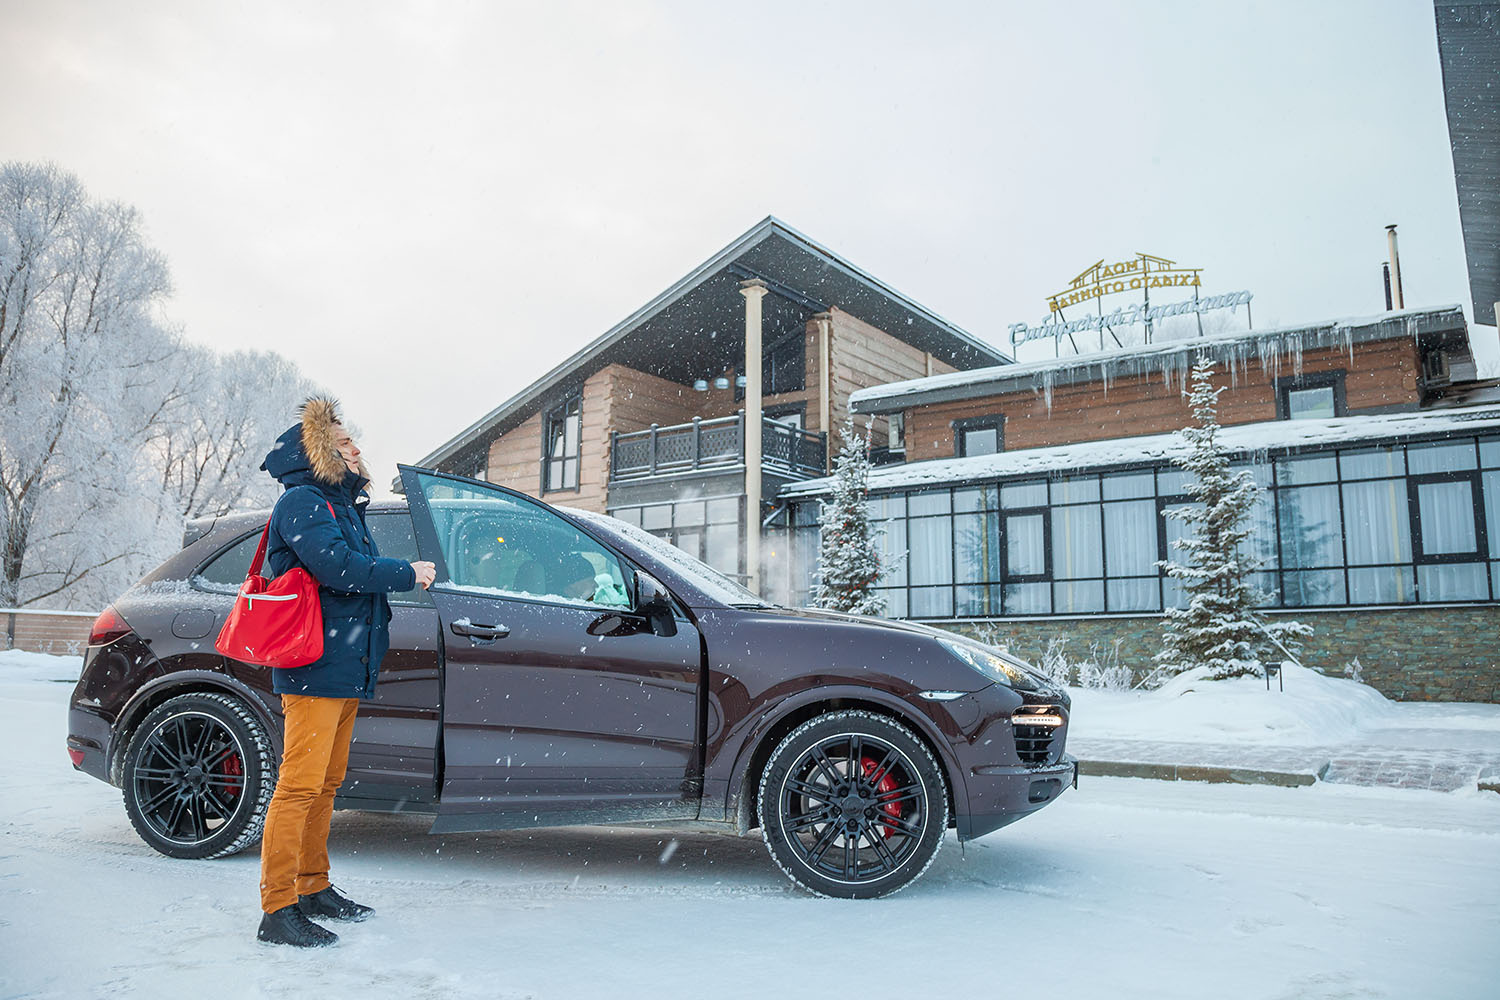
243, 492, 338, 582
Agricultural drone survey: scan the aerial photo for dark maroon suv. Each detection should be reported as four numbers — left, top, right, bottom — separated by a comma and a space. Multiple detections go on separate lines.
68, 466, 1074, 897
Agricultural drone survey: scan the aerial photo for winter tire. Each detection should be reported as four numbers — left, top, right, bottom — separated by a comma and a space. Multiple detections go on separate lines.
120, 692, 275, 860
758, 710, 948, 899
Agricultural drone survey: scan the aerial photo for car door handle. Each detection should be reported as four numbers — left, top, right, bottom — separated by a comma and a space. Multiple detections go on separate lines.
450, 620, 510, 640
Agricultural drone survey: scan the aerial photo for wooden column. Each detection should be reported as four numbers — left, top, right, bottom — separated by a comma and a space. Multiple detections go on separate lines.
814, 312, 833, 463
739, 279, 768, 594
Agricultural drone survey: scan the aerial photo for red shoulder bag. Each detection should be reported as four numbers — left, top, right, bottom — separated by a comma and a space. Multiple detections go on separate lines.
214, 499, 334, 669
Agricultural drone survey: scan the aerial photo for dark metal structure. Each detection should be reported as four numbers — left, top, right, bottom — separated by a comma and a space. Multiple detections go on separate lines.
1436, 1, 1500, 326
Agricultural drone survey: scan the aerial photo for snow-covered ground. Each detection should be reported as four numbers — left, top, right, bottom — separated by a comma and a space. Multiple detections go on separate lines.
3, 652, 1499, 999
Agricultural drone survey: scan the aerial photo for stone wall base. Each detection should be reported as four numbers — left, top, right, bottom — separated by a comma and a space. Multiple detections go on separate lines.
941, 605, 1500, 704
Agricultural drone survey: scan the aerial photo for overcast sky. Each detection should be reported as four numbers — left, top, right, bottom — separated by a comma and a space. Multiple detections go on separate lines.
4, 0, 1489, 496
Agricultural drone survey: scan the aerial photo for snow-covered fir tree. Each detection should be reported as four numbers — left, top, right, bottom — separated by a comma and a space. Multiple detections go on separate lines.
1156, 357, 1310, 680
812, 417, 884, 616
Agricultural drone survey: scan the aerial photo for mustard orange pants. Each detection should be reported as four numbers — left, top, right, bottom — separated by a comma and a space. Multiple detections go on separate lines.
259, 694, 359, 913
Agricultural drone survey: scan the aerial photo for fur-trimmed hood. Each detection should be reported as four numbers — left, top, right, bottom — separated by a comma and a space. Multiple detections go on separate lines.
261, 396, 370, 493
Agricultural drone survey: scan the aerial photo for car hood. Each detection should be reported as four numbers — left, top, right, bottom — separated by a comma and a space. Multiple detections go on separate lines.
746, 604, 968, 641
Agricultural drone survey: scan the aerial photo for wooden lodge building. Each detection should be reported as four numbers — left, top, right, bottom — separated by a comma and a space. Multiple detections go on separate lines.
410, 217, 1005, 594
415, 220, 1499, 701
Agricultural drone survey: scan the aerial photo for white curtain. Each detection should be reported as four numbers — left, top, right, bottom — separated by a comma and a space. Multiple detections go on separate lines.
1417, 480, 1477, 555
908, 517, 951, 586
1051, 505, 1102, 579
1342, 480, 1411, 564
1104, 499, 1157, 610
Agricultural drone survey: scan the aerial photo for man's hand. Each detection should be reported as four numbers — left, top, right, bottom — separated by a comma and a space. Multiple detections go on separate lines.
410, 561, 437, 590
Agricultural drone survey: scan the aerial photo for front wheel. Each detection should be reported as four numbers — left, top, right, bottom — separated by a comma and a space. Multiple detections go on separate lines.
758, 710, 948, 898
120, 692, 275, 859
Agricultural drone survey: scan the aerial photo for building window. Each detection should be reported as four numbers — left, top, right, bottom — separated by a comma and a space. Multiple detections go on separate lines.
1407, 441, 1487, 601
739, 332, 806, 399
765, 404, 805, 430
1276, 371, 1347, 420
610, 495, 743, 580
796, 433, 1499, 620
542, 394, 581, 493
954, 416, 1004, 457
766, 332, 805, 395
467, 451, 488, 482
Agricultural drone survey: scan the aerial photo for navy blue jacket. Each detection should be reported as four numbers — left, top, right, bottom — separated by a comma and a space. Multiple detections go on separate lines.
260, 425, 416, 699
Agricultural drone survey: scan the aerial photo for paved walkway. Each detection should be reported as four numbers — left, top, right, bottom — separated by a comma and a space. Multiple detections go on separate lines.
1070, 736, 1500, 792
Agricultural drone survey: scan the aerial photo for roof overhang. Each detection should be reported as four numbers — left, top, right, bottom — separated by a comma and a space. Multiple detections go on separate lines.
849, 306, 1471, 415
404, 217, 1008, 489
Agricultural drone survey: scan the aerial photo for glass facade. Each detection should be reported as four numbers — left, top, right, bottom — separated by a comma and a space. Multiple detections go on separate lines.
610, 495, 743, 580
782, 433, 1500, 617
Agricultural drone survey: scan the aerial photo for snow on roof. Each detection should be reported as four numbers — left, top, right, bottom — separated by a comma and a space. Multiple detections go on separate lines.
780, 403, 1500, 498
849, 305, 1468, 414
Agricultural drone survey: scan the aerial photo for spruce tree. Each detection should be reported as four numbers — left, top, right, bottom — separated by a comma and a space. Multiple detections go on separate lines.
1156, 357, 1310, 679
813, 417, 885, 616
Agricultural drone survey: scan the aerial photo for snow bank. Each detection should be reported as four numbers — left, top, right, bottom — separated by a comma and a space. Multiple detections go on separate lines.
0, 649, 84, 684
1068, 663, 1397, 745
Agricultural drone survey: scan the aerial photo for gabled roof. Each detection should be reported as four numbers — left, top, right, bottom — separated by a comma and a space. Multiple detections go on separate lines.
409, 217, 1008, 482
848, 306, 1471, 414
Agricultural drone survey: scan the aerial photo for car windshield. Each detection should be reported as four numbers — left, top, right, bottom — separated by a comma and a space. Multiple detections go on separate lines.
562, 507, 773, 608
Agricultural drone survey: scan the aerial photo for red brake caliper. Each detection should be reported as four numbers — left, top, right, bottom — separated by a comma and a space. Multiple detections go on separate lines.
860, 757, 902, 838
221, 753, 243, 800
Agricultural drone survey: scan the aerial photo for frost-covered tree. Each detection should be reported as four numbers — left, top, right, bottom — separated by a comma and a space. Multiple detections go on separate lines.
1156, 356, 1309, 679
0, 162, 318, 608
152, 347, 319, 520
812, 417, 884, 616
0, 162, 176, 606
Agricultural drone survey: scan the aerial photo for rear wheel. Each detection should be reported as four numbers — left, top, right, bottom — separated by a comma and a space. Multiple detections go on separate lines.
120, 692, 275, 859
758, 710, 948, 899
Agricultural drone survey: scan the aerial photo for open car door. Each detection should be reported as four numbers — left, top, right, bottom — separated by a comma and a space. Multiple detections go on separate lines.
398, 466, 703, 833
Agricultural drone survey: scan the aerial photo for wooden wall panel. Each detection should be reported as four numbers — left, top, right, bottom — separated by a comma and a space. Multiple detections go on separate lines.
486, 410, 543, 495
829, 308, 955, 445
904, 338, 1421, 459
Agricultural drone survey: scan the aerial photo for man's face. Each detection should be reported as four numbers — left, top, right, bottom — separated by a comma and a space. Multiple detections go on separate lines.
333, 424, 361, 475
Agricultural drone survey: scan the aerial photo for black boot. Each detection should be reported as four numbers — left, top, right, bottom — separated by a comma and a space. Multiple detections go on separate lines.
297, 885, 374, 922
257, 904, 339, 947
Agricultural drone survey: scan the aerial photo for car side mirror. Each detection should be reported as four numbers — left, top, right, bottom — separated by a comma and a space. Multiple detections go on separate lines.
635, 570, 677, 637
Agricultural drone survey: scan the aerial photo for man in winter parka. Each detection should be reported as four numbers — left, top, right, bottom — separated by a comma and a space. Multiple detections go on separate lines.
255, 397, 435, 948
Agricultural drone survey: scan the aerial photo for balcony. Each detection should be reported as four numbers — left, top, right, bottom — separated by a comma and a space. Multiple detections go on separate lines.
611, 412, 828, 481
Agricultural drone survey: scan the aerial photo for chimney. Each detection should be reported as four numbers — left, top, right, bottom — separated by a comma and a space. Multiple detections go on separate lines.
1382, 262, 1393, 310
1385, 224, 1404, 310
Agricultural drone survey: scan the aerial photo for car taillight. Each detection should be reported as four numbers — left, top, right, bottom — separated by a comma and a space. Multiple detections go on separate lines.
67, 748, 85, 767
88, 606, 132, 646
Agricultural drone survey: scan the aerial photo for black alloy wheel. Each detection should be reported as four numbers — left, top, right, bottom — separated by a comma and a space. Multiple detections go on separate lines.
121, 692, 275, 860
758, 710, 948, 899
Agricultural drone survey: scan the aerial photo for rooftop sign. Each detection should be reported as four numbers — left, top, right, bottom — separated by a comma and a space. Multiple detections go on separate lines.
1010, 252, 1253, 351
1048, 254, 1200, 312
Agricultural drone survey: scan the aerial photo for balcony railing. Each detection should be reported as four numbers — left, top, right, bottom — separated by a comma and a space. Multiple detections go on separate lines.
611, 411, 827, 481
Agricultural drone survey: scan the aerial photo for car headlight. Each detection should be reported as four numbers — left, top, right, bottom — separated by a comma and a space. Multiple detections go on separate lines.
937, 638, 1043, 692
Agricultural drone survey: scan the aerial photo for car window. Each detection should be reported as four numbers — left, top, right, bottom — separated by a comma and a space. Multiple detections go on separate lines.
414, 478, 630, 608
193, 530, 263, 593
366, 511, 434, 607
